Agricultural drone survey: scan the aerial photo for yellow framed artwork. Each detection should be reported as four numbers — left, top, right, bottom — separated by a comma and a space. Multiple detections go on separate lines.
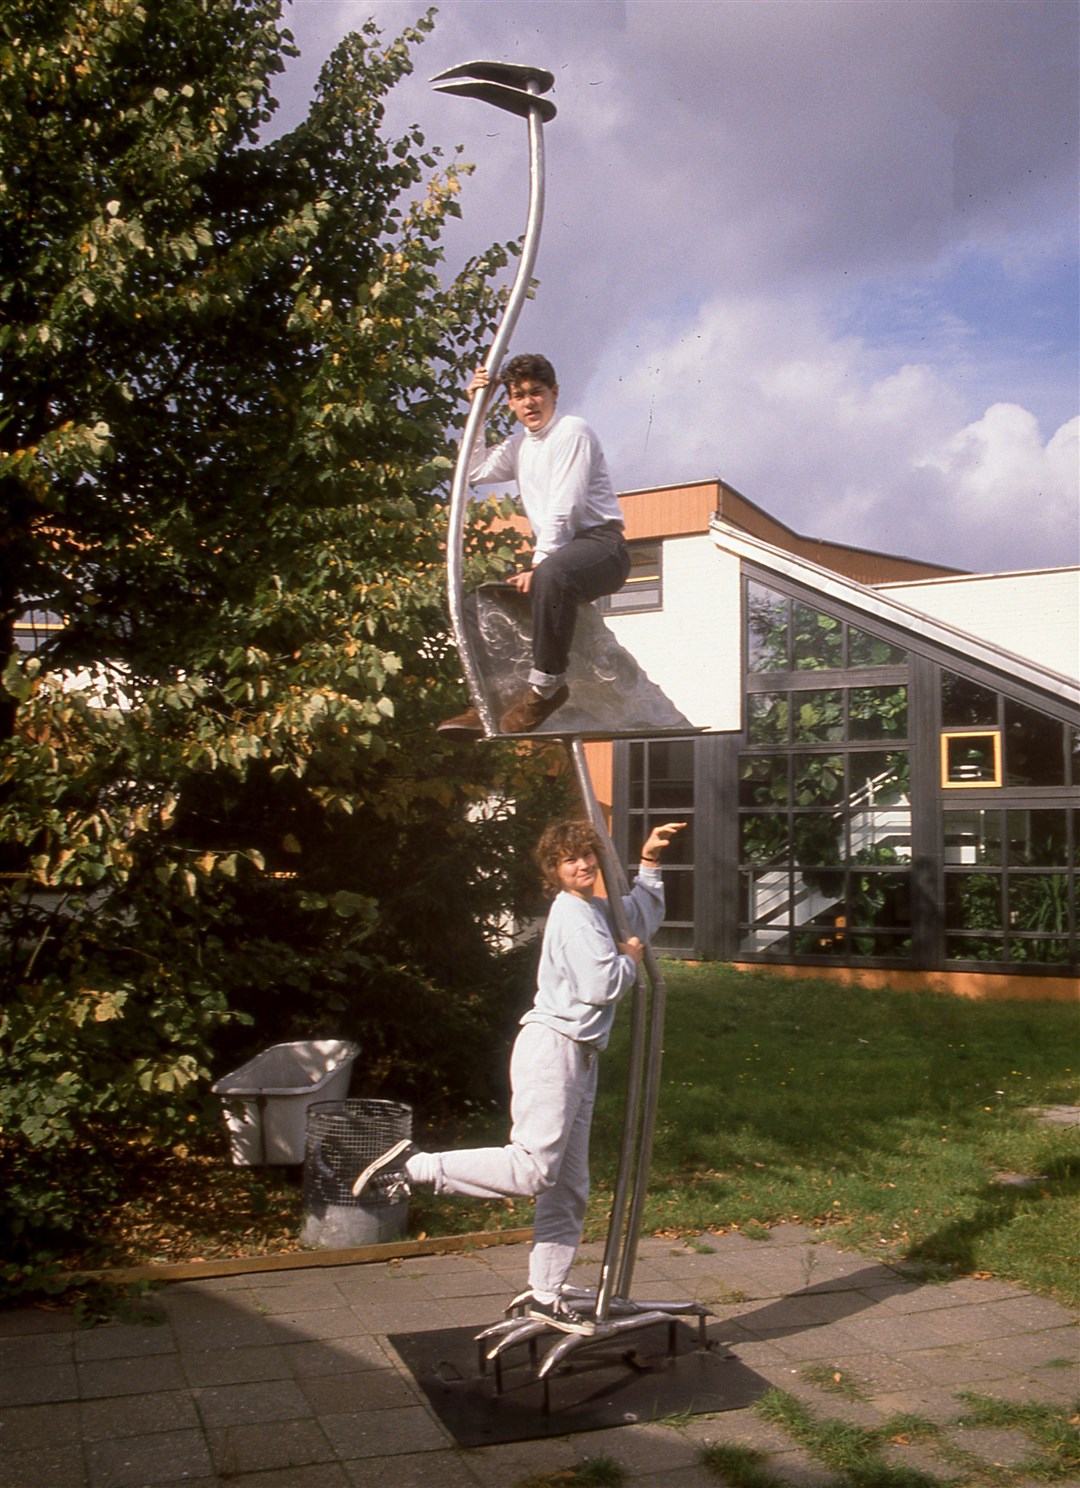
940, 731, 1002, 789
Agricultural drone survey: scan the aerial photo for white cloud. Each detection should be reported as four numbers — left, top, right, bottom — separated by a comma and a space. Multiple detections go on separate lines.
918, 407, 1080, 570
584, 296, 1077, 573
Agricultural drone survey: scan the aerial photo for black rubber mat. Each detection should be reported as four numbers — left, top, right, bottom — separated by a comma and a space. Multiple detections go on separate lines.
388, 1319, 769, 1446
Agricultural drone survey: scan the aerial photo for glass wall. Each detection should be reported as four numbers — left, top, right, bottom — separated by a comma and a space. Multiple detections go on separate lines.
740, 585, 913, 961
940, 667, 1076, 968
614, 573, 1078, 977
625, 738, 695, 950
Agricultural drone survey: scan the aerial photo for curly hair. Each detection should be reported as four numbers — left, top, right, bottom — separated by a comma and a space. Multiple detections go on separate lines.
500, 353, 557, 391
535, 819, 602, 897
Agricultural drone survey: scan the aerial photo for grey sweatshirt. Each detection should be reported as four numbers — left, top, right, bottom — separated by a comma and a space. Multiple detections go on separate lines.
521, 868, 665, 1049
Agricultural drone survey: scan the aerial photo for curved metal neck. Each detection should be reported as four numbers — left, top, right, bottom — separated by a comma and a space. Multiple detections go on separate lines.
446, 99, 547, 730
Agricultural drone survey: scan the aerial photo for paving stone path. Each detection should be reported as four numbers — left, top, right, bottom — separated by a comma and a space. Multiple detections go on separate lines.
2, 1222, 1076, 1487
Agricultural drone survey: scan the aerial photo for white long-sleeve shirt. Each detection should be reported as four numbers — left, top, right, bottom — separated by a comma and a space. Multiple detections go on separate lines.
522, 868, 665, 1049
469, 412, 623, 564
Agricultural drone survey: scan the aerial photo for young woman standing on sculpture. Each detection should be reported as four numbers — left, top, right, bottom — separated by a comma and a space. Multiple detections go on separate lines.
353, 816, 685, 1333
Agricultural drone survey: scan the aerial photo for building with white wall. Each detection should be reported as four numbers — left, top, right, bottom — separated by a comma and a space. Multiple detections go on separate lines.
578, 479, 1078, 1000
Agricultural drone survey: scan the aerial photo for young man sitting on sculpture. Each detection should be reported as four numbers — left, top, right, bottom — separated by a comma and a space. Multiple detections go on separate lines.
438, 353, 631, 737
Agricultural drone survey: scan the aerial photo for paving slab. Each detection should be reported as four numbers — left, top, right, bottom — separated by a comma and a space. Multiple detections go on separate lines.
5, 1442, 89, 1488
0, 1233, 1075, 1488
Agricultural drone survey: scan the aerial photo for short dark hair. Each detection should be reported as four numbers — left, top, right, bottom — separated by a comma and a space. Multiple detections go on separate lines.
500, 353, 557, 391
535, 818, 601, 896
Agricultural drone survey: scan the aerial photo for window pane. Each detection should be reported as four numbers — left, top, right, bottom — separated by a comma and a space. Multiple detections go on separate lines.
606, 584, 658, 613
740, 869, 790, 929
850, 871, 910, 928
792, 753, 844, 806
1006, 811, 1069, 867
793, 929, 846, 955
649, 775, 695, 811
800, 869, 845, 905
740, 756, 790, 808
946, 873, 1003, 931
850, 811, 912, 863
663, 871, 695, 922
652, 925, 694, 950
748, 692, 789, 744
648, 740, 695, 805
628, 743, 644, 808
942, 672, 997, 727
793, 814, 844, 866
849, 750, 909, 805
1006, 938, 1071, 965
1004, 701, 1065, 786
14, 605, 64, 657
798, 871, 846, 942
944, 733, 999, 784
848, 931, 913, 958
606, 542, 661, 612
747, 583, 789, 672
848, 627, 907, 668
947, 934, 1004, 962
944, 810, 1002, 866
792, 603, 844, 671
1008, 874, 1069, 936
793, 690, 843, 743
741, 814, 789, 864
740, 926, 793, 954
849, 685, 908, 740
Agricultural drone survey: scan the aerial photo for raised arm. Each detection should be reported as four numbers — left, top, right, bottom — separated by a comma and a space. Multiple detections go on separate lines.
465, 366, 516, 487
639, 821, 686, 866
466, 366, 494, 404
622, 821, 687, 944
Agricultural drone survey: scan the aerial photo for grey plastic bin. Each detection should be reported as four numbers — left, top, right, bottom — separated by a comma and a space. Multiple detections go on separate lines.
212, 1040, 359, 1165
301, 1099, 412, 1249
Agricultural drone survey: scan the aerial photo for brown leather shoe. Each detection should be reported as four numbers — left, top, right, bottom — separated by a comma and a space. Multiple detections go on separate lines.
499, 685, 570, 734
436, 706, 483, 739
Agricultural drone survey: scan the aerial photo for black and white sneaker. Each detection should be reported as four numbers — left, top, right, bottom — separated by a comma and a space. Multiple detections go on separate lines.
526, 1295, 596, 1335
351, 1139, 414, 1198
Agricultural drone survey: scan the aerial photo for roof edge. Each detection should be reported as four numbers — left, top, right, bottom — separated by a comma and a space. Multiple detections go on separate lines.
710, 517, 1080, 706
878, 565, 1080, 588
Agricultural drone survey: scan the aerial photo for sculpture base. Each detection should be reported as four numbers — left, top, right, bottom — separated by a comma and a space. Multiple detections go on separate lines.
388, 1319, 766, 1445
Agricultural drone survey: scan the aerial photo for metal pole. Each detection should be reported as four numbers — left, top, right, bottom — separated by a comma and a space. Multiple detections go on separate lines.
569, 740, 647, 1320
618, 942, 666, 1298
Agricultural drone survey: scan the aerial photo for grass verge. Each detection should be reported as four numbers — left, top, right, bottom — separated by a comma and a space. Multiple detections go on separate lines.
725, 1384, 1080, 1486
54, 963, 1079, 1307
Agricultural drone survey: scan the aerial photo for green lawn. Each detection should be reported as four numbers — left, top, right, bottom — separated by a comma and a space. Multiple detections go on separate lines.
411, 962, 1079, 1307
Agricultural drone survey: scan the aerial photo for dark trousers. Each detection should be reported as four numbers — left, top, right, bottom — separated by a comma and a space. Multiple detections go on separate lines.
529, 525, 631, 687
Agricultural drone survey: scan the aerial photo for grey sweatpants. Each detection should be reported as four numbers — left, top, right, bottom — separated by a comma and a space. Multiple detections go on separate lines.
406, 1021, 598, 1297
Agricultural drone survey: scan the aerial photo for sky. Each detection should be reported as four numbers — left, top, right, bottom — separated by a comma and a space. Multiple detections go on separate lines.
270, 0, 1079, 575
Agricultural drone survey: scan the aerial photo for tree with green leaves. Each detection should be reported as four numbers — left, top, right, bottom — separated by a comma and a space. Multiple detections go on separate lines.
0, 0, 570, 1289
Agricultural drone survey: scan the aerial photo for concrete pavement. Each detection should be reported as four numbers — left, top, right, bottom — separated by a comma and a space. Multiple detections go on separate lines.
1, 1222, 1076, 1488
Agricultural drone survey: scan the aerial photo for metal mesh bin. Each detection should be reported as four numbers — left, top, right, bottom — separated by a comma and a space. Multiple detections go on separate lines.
300, 1098, 412, 1249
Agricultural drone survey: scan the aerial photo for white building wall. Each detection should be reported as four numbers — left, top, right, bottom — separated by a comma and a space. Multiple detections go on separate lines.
879, 569, 1079, 682
605, 534, 743, 732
